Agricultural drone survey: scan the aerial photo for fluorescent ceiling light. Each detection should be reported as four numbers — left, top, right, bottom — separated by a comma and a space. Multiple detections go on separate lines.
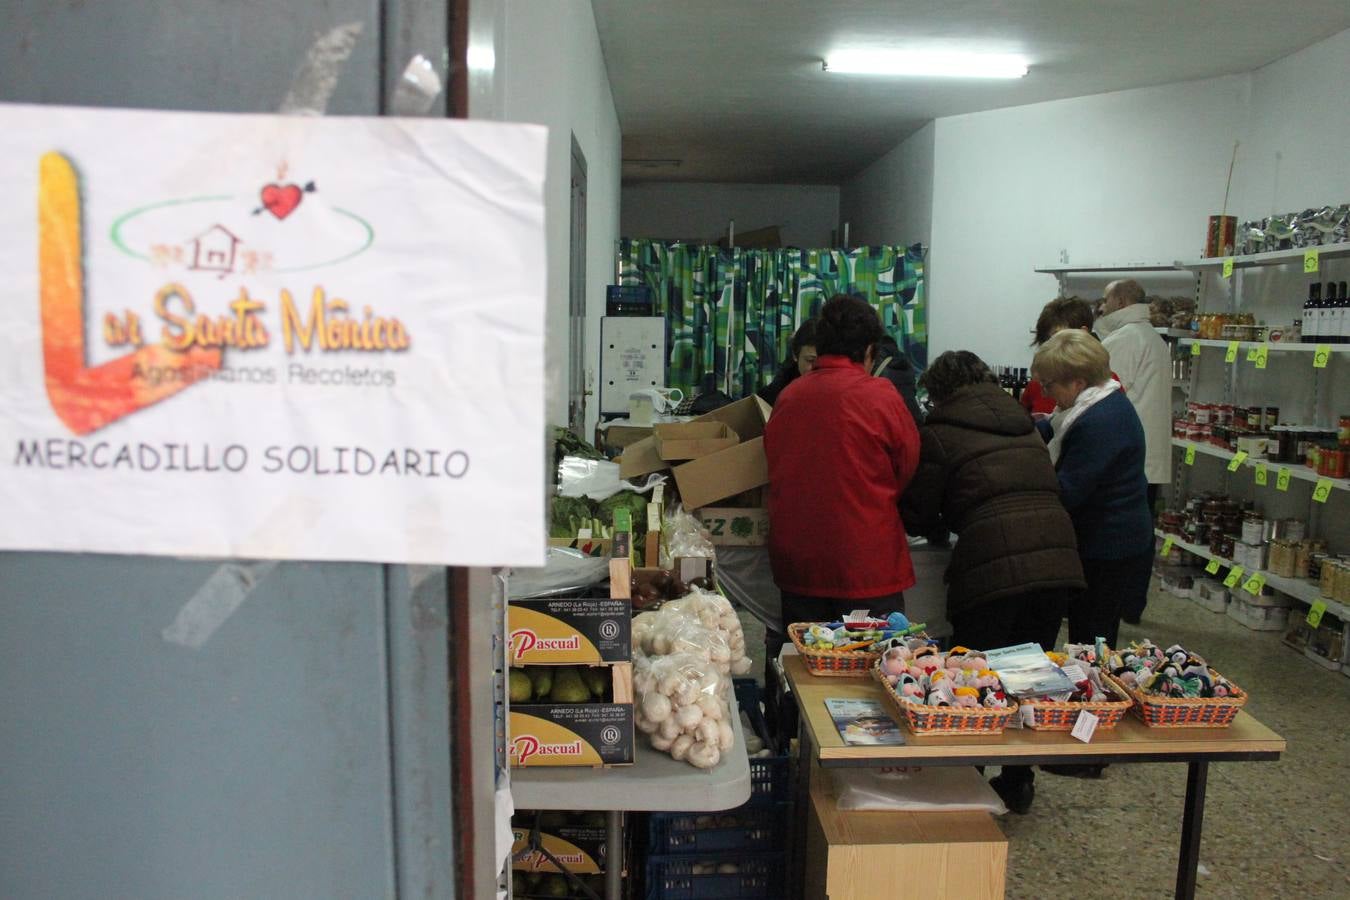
823, 50, 1028, 79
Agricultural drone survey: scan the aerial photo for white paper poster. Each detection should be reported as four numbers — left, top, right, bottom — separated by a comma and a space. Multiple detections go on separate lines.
0, 103, 547, 566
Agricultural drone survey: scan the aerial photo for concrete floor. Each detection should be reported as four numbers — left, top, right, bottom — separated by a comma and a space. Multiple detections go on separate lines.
738, 580, 1350, 899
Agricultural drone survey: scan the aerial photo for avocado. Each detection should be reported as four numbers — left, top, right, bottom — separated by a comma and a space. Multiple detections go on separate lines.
539, 874, 569, 897
581, 667, 608, 699
510, 871, 528, 896
509, 669, 533, 704
549, 666, 591, 703
528, 667, 554, 701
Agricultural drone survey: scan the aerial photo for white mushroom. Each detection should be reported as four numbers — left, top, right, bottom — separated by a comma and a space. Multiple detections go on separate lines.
649, 732, 674, 752
674, 703, 704, 731
669, 733, 695, 761
717, 719, 735, 752
658, 717, 681, 741
695, 718, 720, 747
641, 692, 672, 723
695, 694, 724, 721
686, 741, 721, 769
636, 714, 660, 735
731, 656, 753, 676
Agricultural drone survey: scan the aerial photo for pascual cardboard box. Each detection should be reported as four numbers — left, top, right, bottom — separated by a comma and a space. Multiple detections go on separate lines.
509, 666, 635, 768
510, 824, 607, 873
508, 597, 631, 665
619, 396, 772, 510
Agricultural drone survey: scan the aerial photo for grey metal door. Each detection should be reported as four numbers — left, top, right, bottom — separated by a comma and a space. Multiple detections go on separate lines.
0, 2, 455, 898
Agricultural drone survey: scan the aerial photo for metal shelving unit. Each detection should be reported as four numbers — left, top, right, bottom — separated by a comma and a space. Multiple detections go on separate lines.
1181, 338, 1350, 355
1175, 241, 1350, 270
1172, 438, 1350, 493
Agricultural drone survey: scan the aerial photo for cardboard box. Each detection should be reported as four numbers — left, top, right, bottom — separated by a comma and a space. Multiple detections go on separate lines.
511, 824, 607, 873
654, 421, 739, 461
619, 396, 772, 509
699, 506, 770, 546
509, 665, 635, 768
508, 597, 632, 665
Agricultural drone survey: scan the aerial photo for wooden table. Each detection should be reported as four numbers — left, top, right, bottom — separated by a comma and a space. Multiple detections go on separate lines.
782, 654, 1285, 900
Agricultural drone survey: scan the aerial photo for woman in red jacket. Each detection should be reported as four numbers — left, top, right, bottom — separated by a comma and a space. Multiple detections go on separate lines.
764, 294, 921, 635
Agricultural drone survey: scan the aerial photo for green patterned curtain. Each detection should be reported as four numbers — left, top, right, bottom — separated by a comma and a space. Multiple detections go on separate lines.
615, 240, 926, 399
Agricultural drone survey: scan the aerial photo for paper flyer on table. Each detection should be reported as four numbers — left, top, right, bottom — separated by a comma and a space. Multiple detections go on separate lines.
984, 642, 1076, 697
824, 698, 905, 746
0, 102, 548, 565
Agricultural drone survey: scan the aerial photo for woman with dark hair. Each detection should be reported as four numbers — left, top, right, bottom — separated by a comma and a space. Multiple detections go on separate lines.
763, 294, 921, 661
1020, 297, 1099, 416
757, 318, 818, 406
900, 350, 1085, 814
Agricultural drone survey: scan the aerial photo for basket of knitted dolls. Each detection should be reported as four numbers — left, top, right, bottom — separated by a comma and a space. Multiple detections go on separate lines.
1018, 681, 1134, 731
1104, 670, 1248, 728
872, 665, 1019, 735
788, 622, 883, 677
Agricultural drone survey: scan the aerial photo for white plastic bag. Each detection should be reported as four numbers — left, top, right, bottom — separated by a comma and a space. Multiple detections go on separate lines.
633, 651, 734, 768
556, 457, 665, 502
831, 766, 1008, 815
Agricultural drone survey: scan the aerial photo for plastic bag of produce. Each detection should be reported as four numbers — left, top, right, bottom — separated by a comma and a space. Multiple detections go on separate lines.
633, 651, 735, 768
659, 503, 715, 568
632, 604, 738, 680
660, 588, 754, 676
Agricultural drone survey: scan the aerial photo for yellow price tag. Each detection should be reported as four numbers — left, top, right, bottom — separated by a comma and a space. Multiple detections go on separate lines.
1304, 249, 1320, 273
1190, 341, 1202, 357
1313, 345, 1330, 369
1254, 463, 1269, 486
1307, 599, 1327, 628
1205, 558, 1222, 575
1223, 566, 1245, 588
1226, 450, 1249, 472
1277, 467, 1292, 491
1313, 479, 1333, 503
1160, 536, 1175, 557
1243, 573, 1266, 596
1222, 257, 1234, 278
1184, 445, 1197, 466
1225, 340, 1239, 363
1253, 345, 1268, 369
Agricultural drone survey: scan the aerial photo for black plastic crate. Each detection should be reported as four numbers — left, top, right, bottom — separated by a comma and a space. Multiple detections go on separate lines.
645, 852, 784, 900
733, 678, 790, 806
648, 801, 789, 855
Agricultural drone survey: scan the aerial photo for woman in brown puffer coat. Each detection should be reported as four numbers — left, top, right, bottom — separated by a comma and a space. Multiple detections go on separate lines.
900, 350, 1085, 814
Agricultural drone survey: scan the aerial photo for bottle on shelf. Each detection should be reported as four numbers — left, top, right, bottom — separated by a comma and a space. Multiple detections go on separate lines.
1303, 282, 1321, 343
1338, 281, 1349, 344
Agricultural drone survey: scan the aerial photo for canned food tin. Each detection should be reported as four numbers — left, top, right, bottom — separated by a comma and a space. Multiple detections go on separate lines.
1241, 513, 1264, 545
1265, 407, 1280, 429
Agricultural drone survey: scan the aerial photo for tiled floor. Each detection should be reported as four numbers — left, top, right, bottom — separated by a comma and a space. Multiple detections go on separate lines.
739, 581, 1350, 899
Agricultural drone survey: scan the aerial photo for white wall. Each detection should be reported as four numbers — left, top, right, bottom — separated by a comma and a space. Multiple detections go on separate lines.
925, 76, 1249, 368
620, 182, 840, 248
839, 122, 935, 249
1236, 27, 1350, 219
494, 0, 622, 435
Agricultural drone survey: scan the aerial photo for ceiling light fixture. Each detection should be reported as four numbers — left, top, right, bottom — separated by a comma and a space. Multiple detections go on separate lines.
822, 50, 1028, 79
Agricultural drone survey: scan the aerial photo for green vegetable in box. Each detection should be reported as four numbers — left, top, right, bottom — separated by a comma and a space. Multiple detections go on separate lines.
548, 496, 597, 539
597, 490, 649, 538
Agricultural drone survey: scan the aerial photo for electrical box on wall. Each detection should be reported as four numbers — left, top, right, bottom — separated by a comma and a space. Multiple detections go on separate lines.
599, 317, 666, 416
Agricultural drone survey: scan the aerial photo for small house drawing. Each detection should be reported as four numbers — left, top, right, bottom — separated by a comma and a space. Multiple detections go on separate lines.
189, 224, 242, 277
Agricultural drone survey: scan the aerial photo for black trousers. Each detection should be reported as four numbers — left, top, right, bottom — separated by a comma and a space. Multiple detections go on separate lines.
764, 590, 906, 742
1071, 550, 1154, 647
949, 589, 1075, 788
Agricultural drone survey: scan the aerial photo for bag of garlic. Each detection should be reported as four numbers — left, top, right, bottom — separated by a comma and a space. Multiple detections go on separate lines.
633, 651, 735, 768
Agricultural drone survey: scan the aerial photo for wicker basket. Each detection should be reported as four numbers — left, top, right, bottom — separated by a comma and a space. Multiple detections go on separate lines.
872, 664, 1018, 735
1019, 679, 1134, 731
788, 622, 883, 677
1106, 669, 1248, 728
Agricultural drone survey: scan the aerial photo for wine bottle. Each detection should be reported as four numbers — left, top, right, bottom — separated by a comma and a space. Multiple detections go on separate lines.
1339, 281, 1350, 344
1304, 283, 1321, 343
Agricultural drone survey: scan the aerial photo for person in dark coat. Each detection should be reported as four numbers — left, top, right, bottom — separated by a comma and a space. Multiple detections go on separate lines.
757, 318, 817, 406
871, 334, 924, 425
1031, 329, 1153, 648
900, 350, 1085, 815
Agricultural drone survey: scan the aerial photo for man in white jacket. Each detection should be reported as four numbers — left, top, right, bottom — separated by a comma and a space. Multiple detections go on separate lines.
1096, 279, 1170, 622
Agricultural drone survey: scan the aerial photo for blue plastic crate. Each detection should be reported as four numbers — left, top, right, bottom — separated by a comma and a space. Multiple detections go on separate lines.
648, 801, 789, 855
645, 852, 784, 900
